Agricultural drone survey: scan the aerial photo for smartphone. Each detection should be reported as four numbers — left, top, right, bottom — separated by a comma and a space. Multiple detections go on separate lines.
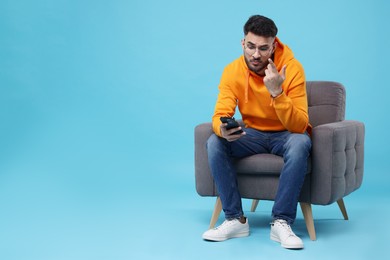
220, 117, 243, 135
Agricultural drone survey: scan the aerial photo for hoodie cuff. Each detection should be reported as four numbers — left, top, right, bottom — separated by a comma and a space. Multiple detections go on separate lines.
271, 90, 284, 99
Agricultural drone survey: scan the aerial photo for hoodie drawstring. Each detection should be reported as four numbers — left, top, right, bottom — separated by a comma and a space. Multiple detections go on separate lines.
245, 70, 250, 103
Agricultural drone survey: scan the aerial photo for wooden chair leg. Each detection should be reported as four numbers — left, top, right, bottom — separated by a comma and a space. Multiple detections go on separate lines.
251, 199, 259, 212
337, 198, 349, 220
300, 202, 316, 241
209, 197, 222, 229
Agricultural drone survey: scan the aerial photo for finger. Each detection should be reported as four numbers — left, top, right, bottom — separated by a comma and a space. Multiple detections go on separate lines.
267, 58, 277, 68
280, 65, 287, 79
227, 131, 246, 142
267, 58, 278, 73
227, 127, 242, 135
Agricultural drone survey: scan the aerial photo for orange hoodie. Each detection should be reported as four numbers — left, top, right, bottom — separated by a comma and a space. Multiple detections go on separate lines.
212, 37, 310, 137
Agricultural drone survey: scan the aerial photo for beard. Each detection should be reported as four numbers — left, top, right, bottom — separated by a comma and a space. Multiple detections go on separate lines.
244, 55, 269, 76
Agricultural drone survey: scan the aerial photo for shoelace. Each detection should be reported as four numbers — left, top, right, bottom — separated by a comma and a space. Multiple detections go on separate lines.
273, 220, 296, 237
214, 219, 236, 230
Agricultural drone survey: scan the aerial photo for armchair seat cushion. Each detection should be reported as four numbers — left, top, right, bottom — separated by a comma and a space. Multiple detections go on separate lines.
234, 154, 312, 176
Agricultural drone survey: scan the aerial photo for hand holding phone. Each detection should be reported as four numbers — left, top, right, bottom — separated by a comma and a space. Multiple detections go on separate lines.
220, 117, 243, 135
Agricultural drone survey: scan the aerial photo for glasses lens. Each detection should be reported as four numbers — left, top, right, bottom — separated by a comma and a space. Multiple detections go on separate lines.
246, 45, 272, 56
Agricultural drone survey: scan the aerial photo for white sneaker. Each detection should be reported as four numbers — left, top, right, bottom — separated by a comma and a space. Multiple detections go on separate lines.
270, 219, 304, 249
202, 218, 250, 241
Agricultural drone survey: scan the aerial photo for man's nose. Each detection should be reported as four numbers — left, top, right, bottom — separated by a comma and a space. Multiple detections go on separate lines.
252, 49, 261, 58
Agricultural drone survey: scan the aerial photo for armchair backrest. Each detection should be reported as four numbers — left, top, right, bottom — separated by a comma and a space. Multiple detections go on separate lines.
307, 81, 346, 127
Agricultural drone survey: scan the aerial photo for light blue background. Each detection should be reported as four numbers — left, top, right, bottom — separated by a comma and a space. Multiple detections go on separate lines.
1, 0, 389, 259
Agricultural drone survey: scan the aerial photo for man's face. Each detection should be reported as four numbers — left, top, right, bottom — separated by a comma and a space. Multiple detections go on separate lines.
241, 32, 275, 76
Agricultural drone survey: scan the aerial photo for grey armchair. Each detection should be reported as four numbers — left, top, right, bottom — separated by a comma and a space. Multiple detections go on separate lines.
194, 81, 365, 240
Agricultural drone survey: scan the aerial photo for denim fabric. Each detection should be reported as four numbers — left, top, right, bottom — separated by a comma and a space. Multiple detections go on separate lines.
206, 127, 312, 224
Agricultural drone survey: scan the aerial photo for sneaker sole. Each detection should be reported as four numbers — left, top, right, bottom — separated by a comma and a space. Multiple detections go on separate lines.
203, 231, 250, 242
270, 234, 304, 249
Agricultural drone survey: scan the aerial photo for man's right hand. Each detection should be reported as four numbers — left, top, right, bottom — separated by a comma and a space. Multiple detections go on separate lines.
220, 123, 246, 142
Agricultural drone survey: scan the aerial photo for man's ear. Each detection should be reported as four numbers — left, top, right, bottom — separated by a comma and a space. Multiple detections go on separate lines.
241, 39, 245, 50
273, 41, 278, 54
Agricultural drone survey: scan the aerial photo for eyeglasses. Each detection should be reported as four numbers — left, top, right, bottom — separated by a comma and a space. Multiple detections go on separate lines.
244, 41, 274, 57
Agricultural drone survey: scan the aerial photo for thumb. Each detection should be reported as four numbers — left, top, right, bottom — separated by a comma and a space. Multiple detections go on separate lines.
280, 65, 287, 80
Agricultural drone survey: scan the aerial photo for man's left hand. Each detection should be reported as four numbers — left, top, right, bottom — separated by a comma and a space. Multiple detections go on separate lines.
264, 58, 286, 97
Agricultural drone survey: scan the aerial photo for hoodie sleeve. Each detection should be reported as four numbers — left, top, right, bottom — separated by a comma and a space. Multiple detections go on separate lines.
211, 66, 239, 137
271, 61, 310, 133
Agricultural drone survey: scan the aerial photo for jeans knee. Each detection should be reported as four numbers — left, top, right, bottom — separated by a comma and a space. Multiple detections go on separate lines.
206, 134, 227, 158
206, 134, 218, 151
285, 134, 312, 156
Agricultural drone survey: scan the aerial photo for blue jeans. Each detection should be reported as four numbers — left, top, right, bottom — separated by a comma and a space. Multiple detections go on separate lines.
206, 128, 311, 225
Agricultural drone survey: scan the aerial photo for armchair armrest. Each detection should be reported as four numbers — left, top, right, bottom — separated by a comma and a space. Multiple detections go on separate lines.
194, 122, 216, 196
311, 120, 365, 205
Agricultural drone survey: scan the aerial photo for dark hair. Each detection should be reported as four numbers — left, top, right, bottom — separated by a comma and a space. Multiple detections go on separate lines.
243, 15, 278, 37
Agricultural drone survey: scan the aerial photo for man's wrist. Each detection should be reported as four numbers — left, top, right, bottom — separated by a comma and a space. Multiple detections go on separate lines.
271, 90, 283, 98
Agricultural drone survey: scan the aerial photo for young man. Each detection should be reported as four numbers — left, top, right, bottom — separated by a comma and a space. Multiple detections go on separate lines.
202, 15, 312, 249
